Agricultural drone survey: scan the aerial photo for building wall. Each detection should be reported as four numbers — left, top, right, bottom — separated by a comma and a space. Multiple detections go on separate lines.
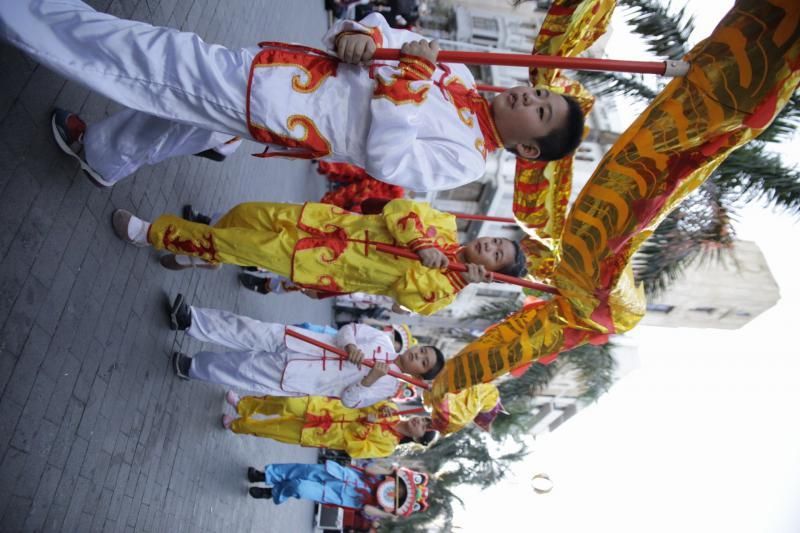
640, 240, 780, 329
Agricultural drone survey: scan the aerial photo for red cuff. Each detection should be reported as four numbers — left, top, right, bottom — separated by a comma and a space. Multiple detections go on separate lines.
445, 271, 467, 291
409, 238, 436, 252
398, 53, 435, 81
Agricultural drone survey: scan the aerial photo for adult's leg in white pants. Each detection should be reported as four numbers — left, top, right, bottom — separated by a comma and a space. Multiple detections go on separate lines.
187, 307, 287, 352
84, 109, 239, 185
188, 349, 296, 396
0, 0, 254, 136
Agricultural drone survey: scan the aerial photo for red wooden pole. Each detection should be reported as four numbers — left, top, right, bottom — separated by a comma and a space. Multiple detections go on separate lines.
396, 406, 429, 416
374, 243, 560, 295
448, 211, 516, 223
284, 328, 431, 390
476, 84, 506, 93
373, 49, 682, 76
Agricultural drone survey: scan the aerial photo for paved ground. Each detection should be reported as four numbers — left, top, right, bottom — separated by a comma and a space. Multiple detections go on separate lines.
0, 1, 333, 531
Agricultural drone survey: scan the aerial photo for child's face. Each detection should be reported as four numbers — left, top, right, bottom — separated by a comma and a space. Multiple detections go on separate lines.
397, 345, 437, 376
407, 416, 432, 439
462, 237, 515, 272
492, 86, 570, 158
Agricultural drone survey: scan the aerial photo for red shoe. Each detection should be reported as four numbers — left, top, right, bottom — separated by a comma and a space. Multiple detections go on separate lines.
51, 108, 112, 188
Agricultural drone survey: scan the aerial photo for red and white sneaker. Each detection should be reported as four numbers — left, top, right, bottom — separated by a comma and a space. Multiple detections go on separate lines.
51, 108, 112, 188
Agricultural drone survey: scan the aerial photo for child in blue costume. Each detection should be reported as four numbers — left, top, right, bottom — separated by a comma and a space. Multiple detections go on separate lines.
245, 461, 429, 520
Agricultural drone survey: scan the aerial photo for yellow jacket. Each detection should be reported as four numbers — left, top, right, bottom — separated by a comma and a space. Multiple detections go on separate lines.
292, 199, 466, 315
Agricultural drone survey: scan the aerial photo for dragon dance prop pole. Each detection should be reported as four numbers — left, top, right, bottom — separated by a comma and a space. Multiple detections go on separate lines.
373, 49, 690, 77
374, 243, 560, 295
284, 329, 431, 390
395, 407, 428, 416
448, 212, 515, 223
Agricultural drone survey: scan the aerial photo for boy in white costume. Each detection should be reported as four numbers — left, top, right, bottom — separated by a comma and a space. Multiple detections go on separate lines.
168, 295, 444, 408
0, 2, 585, 189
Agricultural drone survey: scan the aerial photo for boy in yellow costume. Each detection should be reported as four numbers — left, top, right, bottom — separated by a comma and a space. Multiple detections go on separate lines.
113, 199, 527, 315
221, 392, 435, 459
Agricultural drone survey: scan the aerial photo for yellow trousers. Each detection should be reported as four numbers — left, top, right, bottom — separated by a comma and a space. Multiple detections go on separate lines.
148, 202, 302, 273
229, 396, 304, 443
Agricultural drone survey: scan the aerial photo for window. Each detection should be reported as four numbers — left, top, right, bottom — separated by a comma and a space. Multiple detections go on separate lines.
472, 17, 499, 32
690, 307, 716, 314
646, 303, 674, 313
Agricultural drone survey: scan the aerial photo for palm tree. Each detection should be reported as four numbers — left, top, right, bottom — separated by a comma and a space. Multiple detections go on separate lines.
381, 341, 615, 531
384, 426, 530, 532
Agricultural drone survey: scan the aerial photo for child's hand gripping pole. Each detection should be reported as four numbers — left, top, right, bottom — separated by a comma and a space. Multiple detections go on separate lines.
284, 328, 431, 390
372, 48, 690, 77
374, 243, 560, 295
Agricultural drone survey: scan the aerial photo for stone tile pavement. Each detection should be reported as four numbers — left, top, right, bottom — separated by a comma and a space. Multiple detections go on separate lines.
0, 1, 334, 531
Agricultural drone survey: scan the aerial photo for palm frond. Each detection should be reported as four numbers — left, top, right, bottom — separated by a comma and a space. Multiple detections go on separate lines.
464, 297, 523, 323
633, 183, 736, 296
618, 0, 694, 59
576, 71, 659, 100
711, 143, 800, 216
558, 342, 617, 401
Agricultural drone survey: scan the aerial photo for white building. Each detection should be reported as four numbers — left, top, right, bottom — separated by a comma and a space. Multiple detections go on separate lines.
527, 336, 639, 436
640, 240, 780, 329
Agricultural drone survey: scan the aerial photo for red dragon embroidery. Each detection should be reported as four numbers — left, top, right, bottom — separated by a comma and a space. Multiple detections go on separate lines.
161, 225, 219, 263
295, 223, 349, 263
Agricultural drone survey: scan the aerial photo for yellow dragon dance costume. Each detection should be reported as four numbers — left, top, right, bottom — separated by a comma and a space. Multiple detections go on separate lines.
148, 199, 467, 315
230, 395, 404, 459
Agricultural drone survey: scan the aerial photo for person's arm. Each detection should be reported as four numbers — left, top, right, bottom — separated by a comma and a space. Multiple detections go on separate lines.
335, 323, 387, 349
362, 504, 395, 519
345, 432, 395, 459
321, 12, 427, 59
388, 267, 461, 316
364, 463, 395, 476
381, 199, 457, 251
340, 363, 392, 408
334, 322, 361, 349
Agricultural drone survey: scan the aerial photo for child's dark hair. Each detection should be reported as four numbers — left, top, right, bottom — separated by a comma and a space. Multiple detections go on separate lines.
421, 346, 445, 381
533, 94, 584, 161
497, 240, 528, 278
400, 428, 439, 447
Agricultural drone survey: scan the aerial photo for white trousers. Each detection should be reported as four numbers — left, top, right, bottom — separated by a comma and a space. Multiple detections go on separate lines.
84, 110, 243, 184
187, 306, 285, 352
0, 0, 254, 181
186, 306, 297, 396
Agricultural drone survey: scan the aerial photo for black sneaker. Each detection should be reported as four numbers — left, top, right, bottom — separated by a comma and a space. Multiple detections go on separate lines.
193, 148, 227, 162
168, 294, 191, 330
239, 273, 271, 295
247, 467, 266, 483
248, 487, 272, 499
182, 205, 212, 225
172, 352, 192, 380
51, 108, 112, 188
